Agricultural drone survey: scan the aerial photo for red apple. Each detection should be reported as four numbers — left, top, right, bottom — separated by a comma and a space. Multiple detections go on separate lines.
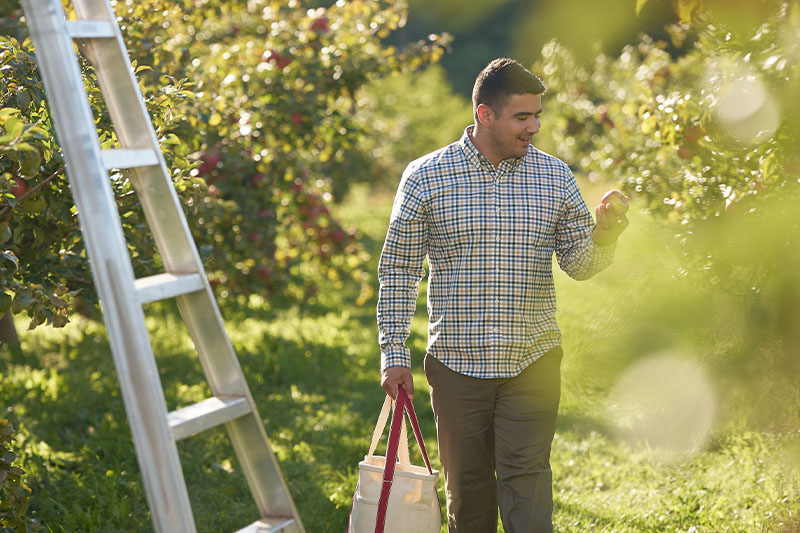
291, 112, 303, 125
250, 173, 265, 187
197, 153, 221, 176
678, 144, 693, 159
10, 178, 27, 198
256, 266, 273, 282
311, 16, 329, 33
686, 126, 704, 144
264, 50, 292, 69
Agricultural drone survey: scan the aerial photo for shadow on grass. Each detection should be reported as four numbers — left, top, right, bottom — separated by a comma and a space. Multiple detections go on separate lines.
554, 498, 654, 532
555, 411, 611, 441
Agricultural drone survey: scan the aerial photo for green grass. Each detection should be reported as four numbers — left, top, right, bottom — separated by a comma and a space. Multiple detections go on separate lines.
2, 183, 799, 532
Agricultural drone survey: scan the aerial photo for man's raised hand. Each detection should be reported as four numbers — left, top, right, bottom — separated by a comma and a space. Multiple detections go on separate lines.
593, 190, 630, 246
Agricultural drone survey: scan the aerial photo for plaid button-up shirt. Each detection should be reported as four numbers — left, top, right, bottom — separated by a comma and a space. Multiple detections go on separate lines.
377, 127, 615, 379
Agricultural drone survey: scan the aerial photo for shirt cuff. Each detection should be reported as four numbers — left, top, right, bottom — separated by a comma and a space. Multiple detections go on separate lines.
593, 238, 616, 262
381, 344, 412, 372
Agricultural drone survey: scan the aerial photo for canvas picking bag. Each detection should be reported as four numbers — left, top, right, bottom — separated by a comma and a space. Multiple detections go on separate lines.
347, 386, 440, 533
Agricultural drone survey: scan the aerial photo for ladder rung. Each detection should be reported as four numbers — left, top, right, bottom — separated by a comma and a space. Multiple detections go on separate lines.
65, 20, 116, 39
234, 518, 297, 533
134, 273, 205, 304
101, 148, 159, 170
168, 396, 251, 441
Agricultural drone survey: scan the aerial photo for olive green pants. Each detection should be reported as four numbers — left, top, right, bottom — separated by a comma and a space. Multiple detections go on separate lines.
424, 347, 563, 533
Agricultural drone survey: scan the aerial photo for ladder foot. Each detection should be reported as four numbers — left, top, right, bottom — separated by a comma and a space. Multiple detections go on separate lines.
234, 517, 299, 533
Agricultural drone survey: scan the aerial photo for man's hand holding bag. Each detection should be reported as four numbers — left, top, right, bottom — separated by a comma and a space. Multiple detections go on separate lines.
348, 386, 441, 533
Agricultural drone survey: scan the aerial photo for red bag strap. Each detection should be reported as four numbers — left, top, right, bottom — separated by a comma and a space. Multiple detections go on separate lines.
375, 387, 434, 533
404, 392, 434, 474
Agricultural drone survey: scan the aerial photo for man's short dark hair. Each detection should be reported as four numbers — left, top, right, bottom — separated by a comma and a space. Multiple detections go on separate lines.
472, 58, 545, 119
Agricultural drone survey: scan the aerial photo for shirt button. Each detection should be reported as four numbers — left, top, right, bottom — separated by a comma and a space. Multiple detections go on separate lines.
493, 327, 500, 333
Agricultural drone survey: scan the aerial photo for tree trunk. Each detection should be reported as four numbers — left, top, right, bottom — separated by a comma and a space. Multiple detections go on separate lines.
0, 311, 23, 362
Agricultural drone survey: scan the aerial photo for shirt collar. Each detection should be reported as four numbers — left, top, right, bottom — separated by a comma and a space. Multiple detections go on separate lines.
459, 125, 525, 175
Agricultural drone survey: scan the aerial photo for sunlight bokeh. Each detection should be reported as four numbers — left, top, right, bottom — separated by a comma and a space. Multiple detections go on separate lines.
604, 352, 717, 463
712, 71, 781, 144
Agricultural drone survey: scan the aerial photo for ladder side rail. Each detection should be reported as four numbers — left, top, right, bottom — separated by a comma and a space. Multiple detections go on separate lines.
226, 414, 304, 531
72, 0, 203, 274
176, 292, 304, 529
20, 1, 197, 531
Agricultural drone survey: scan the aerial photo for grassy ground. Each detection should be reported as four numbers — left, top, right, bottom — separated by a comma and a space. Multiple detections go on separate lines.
2, 183, 799, 532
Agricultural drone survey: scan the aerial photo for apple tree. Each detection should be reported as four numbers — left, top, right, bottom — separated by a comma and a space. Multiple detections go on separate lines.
0, 0, 450, 337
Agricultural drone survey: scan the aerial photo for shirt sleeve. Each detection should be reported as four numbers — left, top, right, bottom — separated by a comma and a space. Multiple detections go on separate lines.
377, 167, 428, 372
554, 170, 615, 280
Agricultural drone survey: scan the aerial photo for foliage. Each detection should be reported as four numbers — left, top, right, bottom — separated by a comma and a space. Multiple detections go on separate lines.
533, 1, 800, 307
0, 0, 450, 329
535, 2, 800, 224
1, 419, 40, 532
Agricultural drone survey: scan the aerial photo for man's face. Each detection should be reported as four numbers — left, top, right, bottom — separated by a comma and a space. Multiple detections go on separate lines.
483, 93, 542, 161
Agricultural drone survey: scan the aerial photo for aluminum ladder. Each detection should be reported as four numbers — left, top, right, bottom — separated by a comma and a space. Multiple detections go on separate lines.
20, 0, 304, 531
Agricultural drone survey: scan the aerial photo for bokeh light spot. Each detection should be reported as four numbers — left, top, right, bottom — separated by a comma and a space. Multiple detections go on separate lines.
714, 76, 780, 144
605, 352, 717, 462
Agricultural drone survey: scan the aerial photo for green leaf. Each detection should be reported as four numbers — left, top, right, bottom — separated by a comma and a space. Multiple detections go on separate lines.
11, 293, 33, 313
676, 0, 699, 23
4, 115, 24, 139
635, 0, 649, 16
15, 90, 31, 110
161, 133, 181, 145
3, 250, 20, 270
0, 292, 11, 314
20, 148, 42, 176
0, 224, 11, 245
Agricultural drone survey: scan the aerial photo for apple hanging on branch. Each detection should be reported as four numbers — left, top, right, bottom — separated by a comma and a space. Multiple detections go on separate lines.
10, 178, 27, 198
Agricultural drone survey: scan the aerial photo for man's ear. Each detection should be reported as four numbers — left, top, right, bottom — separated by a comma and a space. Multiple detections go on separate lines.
476, 103, 493, 125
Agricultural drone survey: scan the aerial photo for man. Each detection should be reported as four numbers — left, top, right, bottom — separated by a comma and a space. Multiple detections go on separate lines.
377, 57, 628, 532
